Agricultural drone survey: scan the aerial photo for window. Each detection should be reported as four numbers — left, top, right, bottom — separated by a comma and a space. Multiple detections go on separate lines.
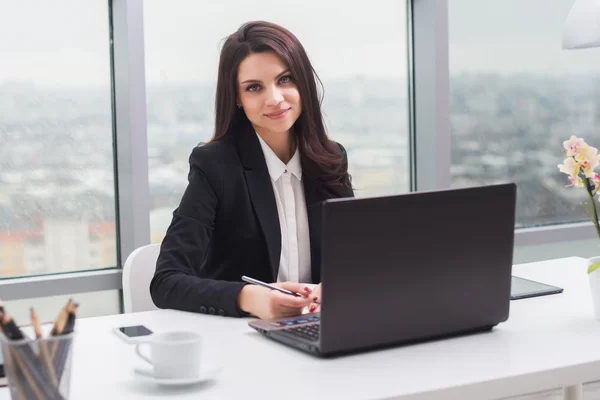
449, 0, 600, 228
0, 1, 116, 276
144, 0, 410, 243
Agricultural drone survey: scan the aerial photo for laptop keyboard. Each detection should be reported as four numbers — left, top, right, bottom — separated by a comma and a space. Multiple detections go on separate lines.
283, 324, 320, 342
269, 316, 321, 342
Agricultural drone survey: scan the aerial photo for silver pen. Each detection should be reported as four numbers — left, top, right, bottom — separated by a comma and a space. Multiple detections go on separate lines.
241, 275, 302, 297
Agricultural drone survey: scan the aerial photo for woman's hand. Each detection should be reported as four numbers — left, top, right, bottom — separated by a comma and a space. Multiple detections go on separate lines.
238, 282, 315, 320
307, 283, 321, 313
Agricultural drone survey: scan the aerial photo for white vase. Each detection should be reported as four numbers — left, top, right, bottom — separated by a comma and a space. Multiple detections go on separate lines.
588, 256, 600, 320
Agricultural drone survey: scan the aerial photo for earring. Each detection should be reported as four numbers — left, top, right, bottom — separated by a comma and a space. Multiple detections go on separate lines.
236, 102, 242, 109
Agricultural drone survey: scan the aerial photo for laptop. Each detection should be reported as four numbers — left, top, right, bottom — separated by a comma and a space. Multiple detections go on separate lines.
249, 183, 517, 357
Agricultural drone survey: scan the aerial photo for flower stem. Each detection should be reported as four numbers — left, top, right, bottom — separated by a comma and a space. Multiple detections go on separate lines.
587, 189, 600, 241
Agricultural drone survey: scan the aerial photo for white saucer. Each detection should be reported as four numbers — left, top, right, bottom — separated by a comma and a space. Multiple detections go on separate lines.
133, 364, 222, 386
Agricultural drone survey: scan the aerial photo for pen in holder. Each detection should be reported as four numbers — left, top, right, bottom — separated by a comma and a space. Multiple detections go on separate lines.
0, 300, 78, 400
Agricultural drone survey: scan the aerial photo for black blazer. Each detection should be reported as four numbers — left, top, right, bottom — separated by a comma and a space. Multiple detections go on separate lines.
150, 121, 354, 317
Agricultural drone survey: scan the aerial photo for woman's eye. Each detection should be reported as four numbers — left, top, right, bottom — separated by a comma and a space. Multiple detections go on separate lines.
246, 84, 260, 92
280, 75, 292, 84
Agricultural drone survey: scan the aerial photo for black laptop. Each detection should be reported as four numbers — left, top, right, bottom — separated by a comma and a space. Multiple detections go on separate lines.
249, 183, 517, 357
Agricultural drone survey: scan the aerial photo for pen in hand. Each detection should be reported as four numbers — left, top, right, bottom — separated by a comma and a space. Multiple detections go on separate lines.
241, 276, 303, 297
241, 276, 321, 305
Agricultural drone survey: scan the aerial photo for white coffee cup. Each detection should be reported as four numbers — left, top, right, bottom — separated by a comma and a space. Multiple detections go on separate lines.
135, 331, 202, 379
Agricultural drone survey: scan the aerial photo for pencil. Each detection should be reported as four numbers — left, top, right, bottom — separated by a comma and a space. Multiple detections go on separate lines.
0, 311, 25, 341
50, 299, 72, 337
63, 303, 78, 334
54, 303, 78, 383
30, 308, 57, 386
49, 300, 71, 363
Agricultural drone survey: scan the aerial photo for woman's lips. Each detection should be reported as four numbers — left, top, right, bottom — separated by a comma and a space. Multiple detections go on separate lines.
265, 108, 290, 119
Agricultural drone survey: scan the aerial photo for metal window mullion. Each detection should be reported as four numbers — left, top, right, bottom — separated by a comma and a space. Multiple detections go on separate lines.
111, 0, 150, 269
410, 0, 451, 191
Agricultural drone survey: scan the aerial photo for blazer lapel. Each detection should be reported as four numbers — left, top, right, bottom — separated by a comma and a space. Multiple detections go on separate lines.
234, 121, 281, 280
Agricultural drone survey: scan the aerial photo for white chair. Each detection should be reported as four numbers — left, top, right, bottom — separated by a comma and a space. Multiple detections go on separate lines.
122, 243, 161, 313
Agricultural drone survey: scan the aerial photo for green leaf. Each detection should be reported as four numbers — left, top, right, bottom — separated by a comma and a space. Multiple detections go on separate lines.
588, 261, 600, 274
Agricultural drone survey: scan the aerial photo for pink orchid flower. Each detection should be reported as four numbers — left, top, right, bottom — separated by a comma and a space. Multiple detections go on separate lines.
563, 135, 587, 157
576, 145, 600, 177
558, 157, 580, 179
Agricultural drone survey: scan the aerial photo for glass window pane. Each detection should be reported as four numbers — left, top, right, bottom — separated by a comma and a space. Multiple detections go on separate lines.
2, 290, 120, 325
144, 1, 410, 243
0, 1, 117, 275
449, 0, 600, 227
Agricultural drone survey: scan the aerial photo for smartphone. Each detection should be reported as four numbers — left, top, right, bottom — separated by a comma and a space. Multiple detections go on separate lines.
112, 325, 154, 344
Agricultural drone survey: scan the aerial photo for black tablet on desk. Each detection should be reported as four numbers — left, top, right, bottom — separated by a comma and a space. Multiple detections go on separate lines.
511, 276, 563, 300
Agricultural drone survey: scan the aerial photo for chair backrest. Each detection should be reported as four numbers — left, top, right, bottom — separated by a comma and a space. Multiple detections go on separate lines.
122, 243, 161, 313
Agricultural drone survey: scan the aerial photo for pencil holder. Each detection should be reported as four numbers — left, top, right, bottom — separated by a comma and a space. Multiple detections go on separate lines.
0, 332, 75, 400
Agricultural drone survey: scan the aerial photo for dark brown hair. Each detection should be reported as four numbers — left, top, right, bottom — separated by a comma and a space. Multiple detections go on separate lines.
212, 21, 352, 198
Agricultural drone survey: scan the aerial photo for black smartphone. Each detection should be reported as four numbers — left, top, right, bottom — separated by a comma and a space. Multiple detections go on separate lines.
112, 325, 154, 343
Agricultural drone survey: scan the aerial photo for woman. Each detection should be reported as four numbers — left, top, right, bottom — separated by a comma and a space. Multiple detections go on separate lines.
150, 21, 354, 320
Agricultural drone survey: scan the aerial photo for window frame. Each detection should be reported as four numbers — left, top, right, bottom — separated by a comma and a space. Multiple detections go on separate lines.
0, 0, 150, 301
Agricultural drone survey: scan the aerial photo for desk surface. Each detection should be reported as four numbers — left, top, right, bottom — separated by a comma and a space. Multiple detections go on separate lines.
2, 257, 600, 400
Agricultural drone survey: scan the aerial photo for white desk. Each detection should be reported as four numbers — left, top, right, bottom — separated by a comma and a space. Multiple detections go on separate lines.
2, 257, 600, 400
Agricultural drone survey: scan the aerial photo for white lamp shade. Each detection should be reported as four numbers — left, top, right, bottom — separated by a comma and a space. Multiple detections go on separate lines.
563, 0, 600, 49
